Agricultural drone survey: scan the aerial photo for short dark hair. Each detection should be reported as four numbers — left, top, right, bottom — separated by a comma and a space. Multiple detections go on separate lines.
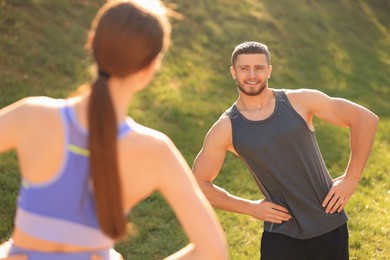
231, 41, 271, 67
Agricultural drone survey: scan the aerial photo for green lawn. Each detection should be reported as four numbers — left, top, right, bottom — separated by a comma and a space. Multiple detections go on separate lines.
1, 0, 389, 259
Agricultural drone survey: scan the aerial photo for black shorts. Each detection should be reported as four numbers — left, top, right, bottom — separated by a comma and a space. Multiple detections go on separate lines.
260, 223, 349, 260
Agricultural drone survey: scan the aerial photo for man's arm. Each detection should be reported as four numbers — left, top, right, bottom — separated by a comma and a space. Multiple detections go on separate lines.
193, 115, 291, 224
289, 89, 379, 214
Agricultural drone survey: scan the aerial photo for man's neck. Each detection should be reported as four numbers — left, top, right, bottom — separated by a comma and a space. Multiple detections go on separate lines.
236, 87, 275, 111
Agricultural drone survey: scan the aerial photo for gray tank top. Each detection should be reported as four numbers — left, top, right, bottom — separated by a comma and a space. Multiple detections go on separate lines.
226, 89, 348, 239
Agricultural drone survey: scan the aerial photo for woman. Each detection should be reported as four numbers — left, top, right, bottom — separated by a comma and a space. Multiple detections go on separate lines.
0, 0, 227, 259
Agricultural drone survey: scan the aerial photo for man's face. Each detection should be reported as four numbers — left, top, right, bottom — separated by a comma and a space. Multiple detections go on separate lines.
230, 54, 272, 96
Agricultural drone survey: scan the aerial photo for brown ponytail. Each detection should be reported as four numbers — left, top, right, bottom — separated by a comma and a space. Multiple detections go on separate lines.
88, 74, 125, 240
87, 0, 171, 240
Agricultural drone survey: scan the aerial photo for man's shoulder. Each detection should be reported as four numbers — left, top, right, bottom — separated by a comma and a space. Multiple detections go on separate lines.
206, 112, 232, 137
276, 88, 326, 104
281, 88, 322, 96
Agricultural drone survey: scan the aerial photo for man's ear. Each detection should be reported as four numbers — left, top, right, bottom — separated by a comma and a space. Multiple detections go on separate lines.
268, 64, 272, 79
230, 65, 236, 80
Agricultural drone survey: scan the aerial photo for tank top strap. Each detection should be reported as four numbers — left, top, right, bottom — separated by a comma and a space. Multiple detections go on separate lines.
273, 89, 287, 102
225, 104, 239, 120
59, 99, 72, 131
61, 100, 133, 140
118, 117, 134, 139
273, 89, 296, 116
60, 101, 89, 150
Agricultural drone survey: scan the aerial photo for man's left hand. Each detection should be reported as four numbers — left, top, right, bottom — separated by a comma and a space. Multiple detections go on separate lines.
322, 174, 359, 214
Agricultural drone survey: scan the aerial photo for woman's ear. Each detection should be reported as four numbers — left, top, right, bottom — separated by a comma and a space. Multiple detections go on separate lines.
132, 57, 162, 92
151, 54, 163, 72
145, 56, 162, 75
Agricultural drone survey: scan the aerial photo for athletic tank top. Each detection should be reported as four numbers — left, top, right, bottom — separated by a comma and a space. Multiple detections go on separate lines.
226, 89, 348, 239
14, 101, 133, 247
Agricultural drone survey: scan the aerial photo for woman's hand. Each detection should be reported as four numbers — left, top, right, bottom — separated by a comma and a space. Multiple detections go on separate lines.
91, 248, 124, 260
0, 240, 27, 260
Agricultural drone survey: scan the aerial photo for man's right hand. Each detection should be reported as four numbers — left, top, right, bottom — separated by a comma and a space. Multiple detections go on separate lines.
250, 199, 291, 223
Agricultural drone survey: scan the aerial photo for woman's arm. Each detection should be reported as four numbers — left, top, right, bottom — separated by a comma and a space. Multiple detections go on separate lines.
154, 135, 228, 260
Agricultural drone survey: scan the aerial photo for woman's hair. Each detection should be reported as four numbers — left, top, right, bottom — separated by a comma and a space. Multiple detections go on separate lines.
87, 0, 171, 240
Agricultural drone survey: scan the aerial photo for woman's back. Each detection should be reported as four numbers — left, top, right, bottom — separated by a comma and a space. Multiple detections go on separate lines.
5, 94, 227, 258
1, 0, 228, 259
9, 97, 114, 252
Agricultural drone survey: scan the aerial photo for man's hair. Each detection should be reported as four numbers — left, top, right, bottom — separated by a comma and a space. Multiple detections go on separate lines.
231, 41, 271, 67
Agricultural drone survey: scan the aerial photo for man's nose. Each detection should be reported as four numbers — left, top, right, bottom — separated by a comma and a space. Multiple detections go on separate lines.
249, 69, 256, 78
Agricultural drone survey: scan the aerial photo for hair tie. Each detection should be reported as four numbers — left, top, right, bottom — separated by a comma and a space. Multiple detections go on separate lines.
98, 70, 110, 79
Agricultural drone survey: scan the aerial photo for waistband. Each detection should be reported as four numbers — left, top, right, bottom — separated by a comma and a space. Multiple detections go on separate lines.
9, 245, 111, 260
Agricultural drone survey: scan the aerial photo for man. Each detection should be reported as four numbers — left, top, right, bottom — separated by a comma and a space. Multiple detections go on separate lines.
192, 41, 378, 260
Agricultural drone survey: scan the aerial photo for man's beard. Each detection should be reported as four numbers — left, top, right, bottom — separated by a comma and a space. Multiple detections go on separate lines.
236, 79, 268, 96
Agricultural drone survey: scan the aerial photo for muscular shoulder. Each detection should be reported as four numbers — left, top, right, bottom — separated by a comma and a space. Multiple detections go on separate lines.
213, 113, 232, 132
284, 88, 331, 112
206, 113, 231, 139
201, 113, 233, 151
285, 88, 326, 99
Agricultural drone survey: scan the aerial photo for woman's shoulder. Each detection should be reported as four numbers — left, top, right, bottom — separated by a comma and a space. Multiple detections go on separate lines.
27, 96, 65, 106
125, 119, 168, 140
12, 96, 64, 113
19, 97, 66, 123
1, 96, 64, 123
121, 119, 174, 155
0, 96, 66, 153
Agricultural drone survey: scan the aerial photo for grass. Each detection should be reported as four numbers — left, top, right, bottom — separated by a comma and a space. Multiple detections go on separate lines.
1, 0, 389, 259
